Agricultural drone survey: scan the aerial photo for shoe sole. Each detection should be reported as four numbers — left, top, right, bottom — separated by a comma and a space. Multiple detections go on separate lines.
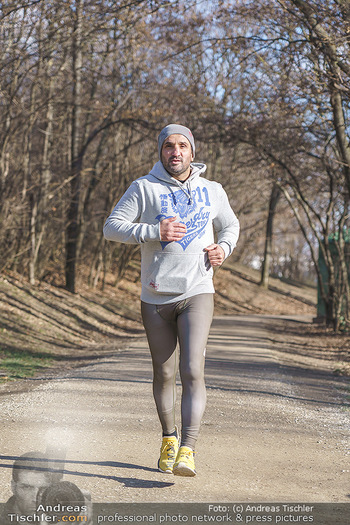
158, 459, 174, 474
158, 466, 173, 474
173, 462, 196, 477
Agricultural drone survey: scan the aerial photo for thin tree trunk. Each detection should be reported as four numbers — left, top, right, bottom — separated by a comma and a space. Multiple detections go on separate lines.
65, 0, 84, 293
29, 62, 54, 284
260, 183, 281, 288
26, 80, 38, 284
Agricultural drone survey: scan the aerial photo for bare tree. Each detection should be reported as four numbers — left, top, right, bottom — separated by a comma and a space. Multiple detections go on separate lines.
260, 182, 281, 288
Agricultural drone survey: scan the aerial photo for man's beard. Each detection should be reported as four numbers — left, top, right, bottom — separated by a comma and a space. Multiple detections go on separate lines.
163, 156, 190, 177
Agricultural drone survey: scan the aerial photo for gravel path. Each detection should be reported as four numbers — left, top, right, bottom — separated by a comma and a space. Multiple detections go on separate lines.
0, 315, 349, 504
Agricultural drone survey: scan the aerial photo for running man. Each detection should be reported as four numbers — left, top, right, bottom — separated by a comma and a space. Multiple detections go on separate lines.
103, 124, 239, 476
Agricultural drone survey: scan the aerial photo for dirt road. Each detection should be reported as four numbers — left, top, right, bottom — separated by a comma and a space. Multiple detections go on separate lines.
0, 315, 349, 504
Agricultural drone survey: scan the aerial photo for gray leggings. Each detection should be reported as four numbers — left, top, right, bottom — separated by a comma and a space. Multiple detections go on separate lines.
141, 293, 214, 450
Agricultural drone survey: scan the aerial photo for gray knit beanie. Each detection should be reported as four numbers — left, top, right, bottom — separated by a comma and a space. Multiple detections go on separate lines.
158, 124, 195, 159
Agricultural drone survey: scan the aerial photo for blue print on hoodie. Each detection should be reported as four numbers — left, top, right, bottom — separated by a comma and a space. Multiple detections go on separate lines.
156, 187, 211, 251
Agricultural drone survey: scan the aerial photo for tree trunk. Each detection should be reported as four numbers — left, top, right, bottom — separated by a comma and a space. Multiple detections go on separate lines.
29, 64, 54, 284
65, 0, 84, 293
260, 183, 281, 288
26, 81, 38, 284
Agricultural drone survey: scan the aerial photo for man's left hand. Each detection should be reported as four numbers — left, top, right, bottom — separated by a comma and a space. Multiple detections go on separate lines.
204, 244, 225, 267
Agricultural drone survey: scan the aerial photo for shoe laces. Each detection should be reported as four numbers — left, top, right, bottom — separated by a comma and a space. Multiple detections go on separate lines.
178, 448, 193, 459
161, 438, 177, 458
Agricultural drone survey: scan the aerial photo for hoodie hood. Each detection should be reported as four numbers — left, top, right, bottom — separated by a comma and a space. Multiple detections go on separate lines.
149, 160, 207, 184
149, 160, 207, 206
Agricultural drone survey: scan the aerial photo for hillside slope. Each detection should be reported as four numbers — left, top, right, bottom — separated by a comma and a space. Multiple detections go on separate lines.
1, 262, 348, 381
214, 261, 316, 316
0, 261, 316, 356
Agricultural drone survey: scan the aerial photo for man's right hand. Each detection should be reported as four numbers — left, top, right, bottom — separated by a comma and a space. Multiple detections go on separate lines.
160, 217, 187, 242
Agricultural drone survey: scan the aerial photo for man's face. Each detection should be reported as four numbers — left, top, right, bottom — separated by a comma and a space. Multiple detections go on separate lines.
161, 134, 193, 180
12, 470, 50, 515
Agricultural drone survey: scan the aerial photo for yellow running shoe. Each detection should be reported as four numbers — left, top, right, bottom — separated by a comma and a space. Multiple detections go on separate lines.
173, 446, 196, 477
158, 434, 179, 473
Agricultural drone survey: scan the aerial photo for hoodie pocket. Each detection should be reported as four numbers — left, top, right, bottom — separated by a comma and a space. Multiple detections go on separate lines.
144, 251, 211, 295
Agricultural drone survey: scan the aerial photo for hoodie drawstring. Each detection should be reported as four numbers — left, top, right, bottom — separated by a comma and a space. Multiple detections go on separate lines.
170, 179, 192, 206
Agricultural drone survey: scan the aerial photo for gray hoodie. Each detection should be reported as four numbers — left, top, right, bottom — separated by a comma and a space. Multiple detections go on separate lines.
103, 161, 240, 304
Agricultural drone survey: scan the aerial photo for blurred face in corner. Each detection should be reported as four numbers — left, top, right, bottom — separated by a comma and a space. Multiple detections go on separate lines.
12, 470, 50, 515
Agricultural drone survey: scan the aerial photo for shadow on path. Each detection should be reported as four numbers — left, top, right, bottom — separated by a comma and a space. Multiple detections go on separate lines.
0, 456, 173, 489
